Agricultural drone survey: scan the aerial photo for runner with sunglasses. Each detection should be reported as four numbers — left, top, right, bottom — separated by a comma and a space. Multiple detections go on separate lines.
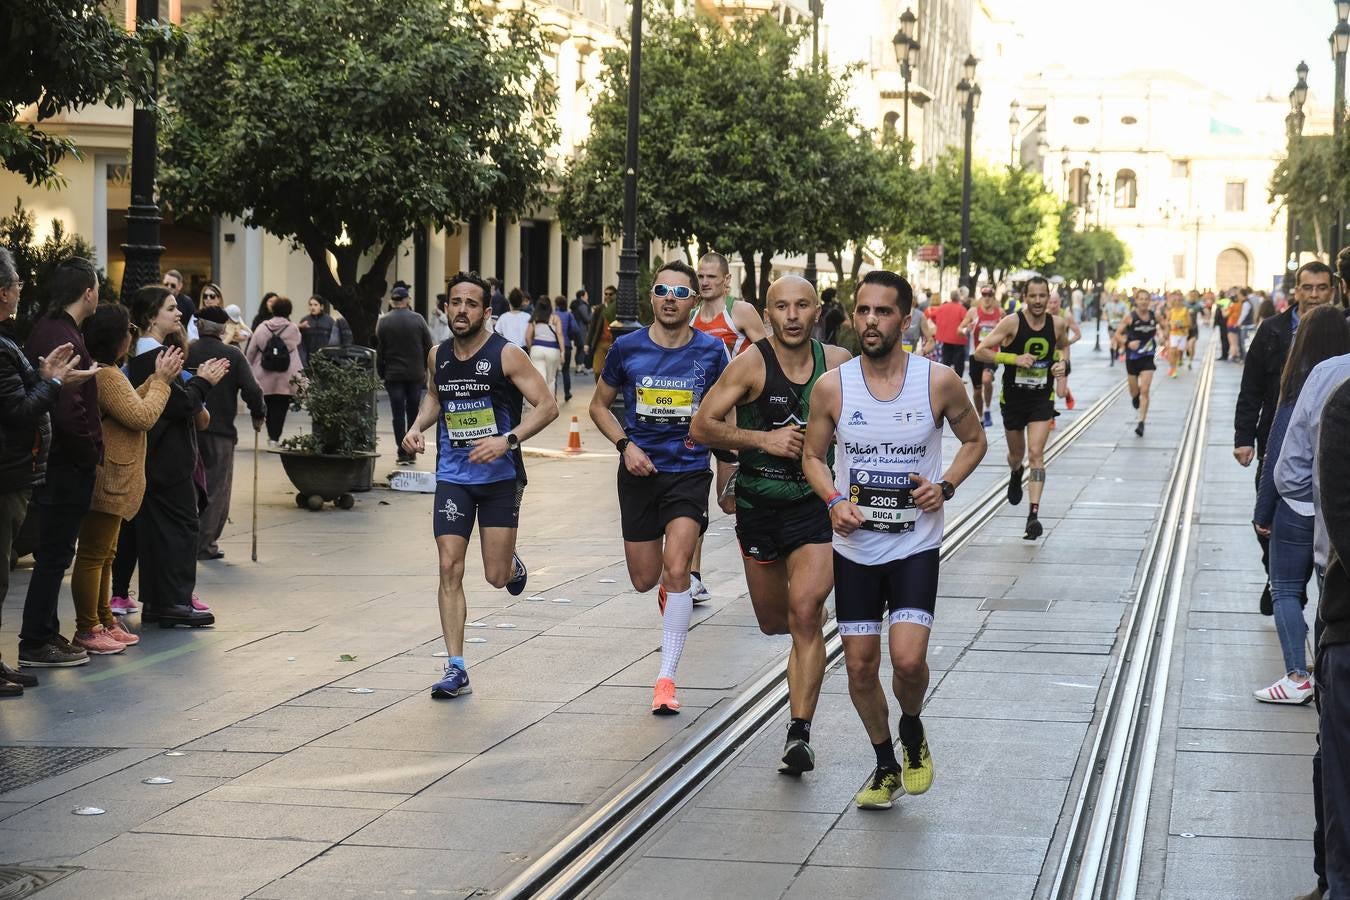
691, 275, 852, 774
590, 261, 732, 715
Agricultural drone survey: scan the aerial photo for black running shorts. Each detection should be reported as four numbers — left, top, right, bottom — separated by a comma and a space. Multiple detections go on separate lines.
968, 358, 995, 387
617, 467, 712, 543
735, 498, 832, 564
433, 477, 524, 539
1125, 356, 1156, 377
940, 342, 967, 377
999, 395, 1057, 430
833, 548, 940, 635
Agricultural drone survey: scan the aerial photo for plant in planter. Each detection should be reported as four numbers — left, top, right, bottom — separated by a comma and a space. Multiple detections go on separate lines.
276, 351, 382, 510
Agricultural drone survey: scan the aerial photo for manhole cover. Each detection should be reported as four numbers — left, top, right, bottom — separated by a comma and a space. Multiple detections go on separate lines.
0, 866, 76, 899
0, 747, 122, 796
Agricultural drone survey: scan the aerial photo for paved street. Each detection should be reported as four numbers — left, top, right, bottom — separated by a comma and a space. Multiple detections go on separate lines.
0, 335, 1317, 899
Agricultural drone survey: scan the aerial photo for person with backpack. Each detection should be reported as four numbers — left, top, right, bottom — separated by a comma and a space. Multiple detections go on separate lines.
245, 296, 302, 447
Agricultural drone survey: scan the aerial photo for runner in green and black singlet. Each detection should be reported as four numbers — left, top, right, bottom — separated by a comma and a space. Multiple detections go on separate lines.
692, 275, 852, 776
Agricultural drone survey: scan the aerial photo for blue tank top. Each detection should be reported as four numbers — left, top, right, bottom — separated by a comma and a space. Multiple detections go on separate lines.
600, 327, 730, 473
434, 333, 523, 485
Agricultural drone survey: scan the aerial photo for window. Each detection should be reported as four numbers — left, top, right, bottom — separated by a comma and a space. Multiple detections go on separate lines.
1171, 159, 1190, 178
1067, 167, 1087, 205
1114, 170, 1138, 209
1121, 115, 1138, 125
1173, 255, 1186, 280
1073, 115, 1090, 125
882, 111, 900, 141
1225, 181, 1246, 212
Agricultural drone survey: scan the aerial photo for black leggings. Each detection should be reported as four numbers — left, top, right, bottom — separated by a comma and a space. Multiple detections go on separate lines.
264, 394, 290, 442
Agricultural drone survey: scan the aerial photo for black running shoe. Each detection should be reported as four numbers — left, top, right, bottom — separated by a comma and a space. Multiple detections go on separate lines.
1135, 421, 1145, 438
1007, 467, 1024, 506
506, 554, 527, 596
779, 738, 816, 775
1023, 515, 1043, 541
1132, 393, 1140, 410
1260, 583, 1273, 616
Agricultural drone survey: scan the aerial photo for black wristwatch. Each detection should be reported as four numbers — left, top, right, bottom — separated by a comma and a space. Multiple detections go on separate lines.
940, 480, 956, 500
505, 432, 520, 451
616, 437, 632, 454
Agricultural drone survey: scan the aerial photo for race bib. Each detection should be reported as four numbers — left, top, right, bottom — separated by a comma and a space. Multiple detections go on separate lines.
902, 343, 915, 353
848, 468, 918, 533
1014, 360, 1050, 387
444, 396, 498, 446
635, 376, 695, 424
978, 323, 996, 340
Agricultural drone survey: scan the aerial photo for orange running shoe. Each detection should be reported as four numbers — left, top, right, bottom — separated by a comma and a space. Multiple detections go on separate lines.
657, 584, 667, 616
652, 677, 680, 715
1065, 390, 1075, 410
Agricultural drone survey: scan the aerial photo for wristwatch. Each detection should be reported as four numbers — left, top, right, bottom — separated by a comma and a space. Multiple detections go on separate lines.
940, 480, 956, 500
616, 437, 632, 454
505, 432, 520, 451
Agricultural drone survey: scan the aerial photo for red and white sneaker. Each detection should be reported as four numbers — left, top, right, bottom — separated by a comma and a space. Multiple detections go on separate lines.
652, 677, 680, 715
110, 594, 138, 615
1254, 674, 1314, 705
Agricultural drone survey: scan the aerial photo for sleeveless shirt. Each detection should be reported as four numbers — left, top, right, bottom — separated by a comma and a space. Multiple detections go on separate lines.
1124, 310, 1159, 360
833, 355, 944, 564
1000, 311, 1056, 400
735, 339, 828, 508
434, 333, 523, 485
971, 305, 1002, 350
692, 297, 748, 356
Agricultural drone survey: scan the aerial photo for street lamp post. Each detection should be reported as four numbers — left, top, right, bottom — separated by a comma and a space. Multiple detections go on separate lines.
613, 0, 643, 331
120, 0, 165, 300
1331, 7, 1349, 266
1286, 64, 1310, 291
1095, 172, 1105, 228
804, 0, 822, 289
1008, 100, 1020, 167
956, 55, 979, 292
892, 8, 919, 147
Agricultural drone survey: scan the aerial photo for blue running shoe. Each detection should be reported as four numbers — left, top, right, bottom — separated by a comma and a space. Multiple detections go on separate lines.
431, 663, 472, 699
506, 554, 527, 596
982, 410, 992, 428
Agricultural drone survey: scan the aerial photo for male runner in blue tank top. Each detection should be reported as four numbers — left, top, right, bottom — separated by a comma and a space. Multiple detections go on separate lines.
590, 260, 732, 715
402, 272, 558, 699
691, 275, 852, 774
803, 270, 987, 810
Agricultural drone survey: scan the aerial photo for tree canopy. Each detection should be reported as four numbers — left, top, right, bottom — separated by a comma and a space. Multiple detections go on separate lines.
1046, 224, 1130, 286
1, 0, 177, 186
558, 4, 861, 304
1271, 133, 1339, 261
160, 0, 556, 341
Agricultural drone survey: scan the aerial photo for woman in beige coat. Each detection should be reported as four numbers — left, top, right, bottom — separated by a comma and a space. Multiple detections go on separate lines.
69, 305, 181, 656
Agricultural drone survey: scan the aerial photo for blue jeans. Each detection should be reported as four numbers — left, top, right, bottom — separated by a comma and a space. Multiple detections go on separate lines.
1269, 502, 1315, 676
385, 380, 424, 459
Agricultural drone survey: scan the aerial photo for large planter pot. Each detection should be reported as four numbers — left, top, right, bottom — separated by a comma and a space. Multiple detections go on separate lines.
272, 449, 379, 511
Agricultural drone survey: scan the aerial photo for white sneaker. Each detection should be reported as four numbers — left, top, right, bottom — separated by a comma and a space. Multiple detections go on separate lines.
1254, 674, 1314, 705
690, 573, 711, 604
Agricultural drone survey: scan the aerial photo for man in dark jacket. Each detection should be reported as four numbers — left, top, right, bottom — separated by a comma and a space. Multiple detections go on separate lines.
375, 285, 433, 464
569, 289, 591, 372
1318, 378, 1350, 898
1234, 260, 1334, 614
0, 249, 84, 693
19, 257, 102, 668
189, 307, 265, 560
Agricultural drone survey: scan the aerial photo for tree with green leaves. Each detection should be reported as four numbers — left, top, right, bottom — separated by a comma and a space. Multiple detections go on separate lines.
1045, 224, 1130, 286
160, 0, 556, 342
911, 150, 1062, 286
1, 0, 178, 187
0, 201, 117, 338
1271, 134, 1339, 260
559, 4, 857, 305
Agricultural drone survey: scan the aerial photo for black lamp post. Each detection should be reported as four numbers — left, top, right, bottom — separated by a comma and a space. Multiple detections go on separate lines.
120, 0, 165, 300
1095, 172, 1105, 227
891, 8, 919, 147
1287, 63, 1309, 291
804, 0, 823, 289
956, 55, 979, 291
1008, 100, 1020, 167
1331, 6, 1349, 266
613, 0, 643, 332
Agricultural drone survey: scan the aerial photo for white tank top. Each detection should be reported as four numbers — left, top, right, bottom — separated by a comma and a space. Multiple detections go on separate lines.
832, 354, 944, 565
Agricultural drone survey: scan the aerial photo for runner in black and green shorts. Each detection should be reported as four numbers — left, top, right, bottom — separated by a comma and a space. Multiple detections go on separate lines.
692, 275, 852, 775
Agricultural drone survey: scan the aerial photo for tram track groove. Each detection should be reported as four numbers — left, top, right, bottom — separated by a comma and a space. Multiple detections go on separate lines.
496, 373, 1130, 900
1049, 337, 1216, 899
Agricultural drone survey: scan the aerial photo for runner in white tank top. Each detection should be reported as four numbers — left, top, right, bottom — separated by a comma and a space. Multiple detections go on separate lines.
803, 270, 987, 811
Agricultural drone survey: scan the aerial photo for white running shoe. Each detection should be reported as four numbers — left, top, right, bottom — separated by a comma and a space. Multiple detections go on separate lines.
1254, 674, 1314, 705
690, 572, 711, 604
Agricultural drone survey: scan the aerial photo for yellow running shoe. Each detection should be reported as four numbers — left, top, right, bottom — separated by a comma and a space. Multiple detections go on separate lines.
854, 767, 901, 810
901, 737, 934, 795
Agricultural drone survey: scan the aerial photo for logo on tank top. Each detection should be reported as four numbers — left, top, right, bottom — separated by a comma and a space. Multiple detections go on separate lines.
849, 410, 868, 426
475, 359, 491, 375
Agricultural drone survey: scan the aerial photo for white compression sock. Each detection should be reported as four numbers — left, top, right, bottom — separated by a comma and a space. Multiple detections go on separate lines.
658, 588, 693, 681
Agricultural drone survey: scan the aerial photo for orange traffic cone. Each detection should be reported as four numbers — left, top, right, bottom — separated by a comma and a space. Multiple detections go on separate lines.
563, 416, 584, 454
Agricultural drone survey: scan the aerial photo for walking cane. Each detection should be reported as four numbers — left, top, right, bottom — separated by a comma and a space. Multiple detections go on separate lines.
251, 427, 259, 562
